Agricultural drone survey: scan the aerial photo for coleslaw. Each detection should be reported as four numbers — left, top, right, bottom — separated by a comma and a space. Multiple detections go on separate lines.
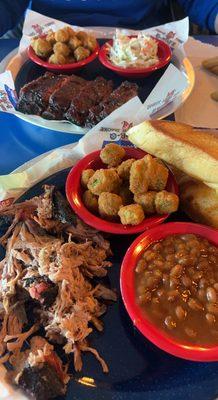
108, 30, 159, 69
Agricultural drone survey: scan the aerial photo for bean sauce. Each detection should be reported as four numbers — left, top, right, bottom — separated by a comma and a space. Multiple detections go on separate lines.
135, 234, 218, 345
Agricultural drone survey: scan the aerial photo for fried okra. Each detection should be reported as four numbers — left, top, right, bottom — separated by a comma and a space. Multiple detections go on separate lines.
88, 169, 121, 195
81, 169, 95, 188
48, 53, 66, 64
151, 165, 168, 191
117, 158, 135, 180
54, 28, 70, 43
46, 30, 56, 45
129, 159, 148, 194
31, 38, 52, 58
155, 190, 179, 214
134, 191, 156, 214
68, 36, 82, 51
119, 184, 134, 205
83, 190, 98, 213
76, 31, 88, 42
143, 155, 168, 191
53, 42, 70, 56
100, 143, 126, 167
98, 192, 123, 220
74, 46, 90, 61
63, 26, 75, 38
118, 204, 144, 225
83, 35, 97, 52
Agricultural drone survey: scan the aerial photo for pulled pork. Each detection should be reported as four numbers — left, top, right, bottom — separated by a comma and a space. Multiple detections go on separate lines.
0, 186, 116, 398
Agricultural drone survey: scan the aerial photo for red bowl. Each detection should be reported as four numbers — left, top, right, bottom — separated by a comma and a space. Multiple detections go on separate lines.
120, 221, 218, 361
98, 37, 172, 78
28, 35, 100, 73
65, 147, 178, 234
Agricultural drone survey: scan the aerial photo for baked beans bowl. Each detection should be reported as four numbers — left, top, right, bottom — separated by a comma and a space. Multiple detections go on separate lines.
120, 222, 218, 361
65, 147, 178, 234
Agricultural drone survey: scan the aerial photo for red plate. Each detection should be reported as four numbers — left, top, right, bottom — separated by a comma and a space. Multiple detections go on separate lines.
120, 222, 218, 361
98, 37, 172, 78
28, 35, 100, 73
65, 147, 178, 234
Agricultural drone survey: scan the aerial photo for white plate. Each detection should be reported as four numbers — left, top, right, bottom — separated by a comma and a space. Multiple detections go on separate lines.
5, 49, 195, 134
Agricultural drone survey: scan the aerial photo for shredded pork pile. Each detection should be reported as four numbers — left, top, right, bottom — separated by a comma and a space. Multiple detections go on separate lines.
0, 185, 116, 398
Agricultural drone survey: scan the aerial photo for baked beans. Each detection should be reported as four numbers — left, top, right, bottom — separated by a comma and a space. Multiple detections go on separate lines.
135, 234, 218, 345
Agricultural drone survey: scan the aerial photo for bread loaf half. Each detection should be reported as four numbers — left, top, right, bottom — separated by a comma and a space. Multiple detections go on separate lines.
179, 179, 218, 229
127, 120, 218, 190
170, 166, 218, 228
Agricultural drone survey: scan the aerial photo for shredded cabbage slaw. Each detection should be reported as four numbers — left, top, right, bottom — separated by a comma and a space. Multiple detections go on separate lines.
108, 31, 159, 69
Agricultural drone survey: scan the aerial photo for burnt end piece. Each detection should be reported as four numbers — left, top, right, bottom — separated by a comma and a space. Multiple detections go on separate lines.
86, 81, 138, 127
42, 74, 87, 120
16, 73, 68, 115
52, 189, 77, 226
18, 364, 65, 400
65, 77, 113, 125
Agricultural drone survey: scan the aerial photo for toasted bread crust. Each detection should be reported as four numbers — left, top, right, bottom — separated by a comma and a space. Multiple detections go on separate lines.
149, 121, 218, 160
127, 120, 218, 185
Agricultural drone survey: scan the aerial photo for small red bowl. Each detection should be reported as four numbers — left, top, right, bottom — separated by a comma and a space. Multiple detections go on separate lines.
120, 221, 218, 361
65, 147, 178, 235
28, 35, 99, 73
98, 37, 172, 78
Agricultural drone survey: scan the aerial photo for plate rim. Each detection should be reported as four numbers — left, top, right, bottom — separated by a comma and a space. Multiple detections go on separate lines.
5, 48, 195, 133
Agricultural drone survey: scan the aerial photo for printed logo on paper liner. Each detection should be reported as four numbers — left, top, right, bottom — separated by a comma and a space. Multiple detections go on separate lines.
102, 121, 134, 148
29, 21, 54, 37
153, 29, 183, 49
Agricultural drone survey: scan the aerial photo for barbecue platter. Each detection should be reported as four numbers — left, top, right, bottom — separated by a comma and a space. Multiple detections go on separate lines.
2, 19, 195, 134
16, 73, 138, 127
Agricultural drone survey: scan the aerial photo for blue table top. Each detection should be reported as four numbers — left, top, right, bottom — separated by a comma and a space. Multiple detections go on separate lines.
0, 36, 217, 175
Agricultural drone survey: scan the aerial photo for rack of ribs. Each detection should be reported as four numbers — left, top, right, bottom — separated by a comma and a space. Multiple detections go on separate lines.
16, 72, 138, 127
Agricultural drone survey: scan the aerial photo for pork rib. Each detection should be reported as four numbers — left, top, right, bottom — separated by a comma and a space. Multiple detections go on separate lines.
16, 73, 69, 115
42, 74, 87, 120
65, 77, 113, 125
86, 81, 138, 126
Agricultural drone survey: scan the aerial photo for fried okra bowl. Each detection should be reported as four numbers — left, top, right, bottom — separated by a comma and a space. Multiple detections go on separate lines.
66, 145, 178, 234
28, 27, 99, 72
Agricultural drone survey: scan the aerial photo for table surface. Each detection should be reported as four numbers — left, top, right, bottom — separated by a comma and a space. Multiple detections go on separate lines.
0, 35, 217, 175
